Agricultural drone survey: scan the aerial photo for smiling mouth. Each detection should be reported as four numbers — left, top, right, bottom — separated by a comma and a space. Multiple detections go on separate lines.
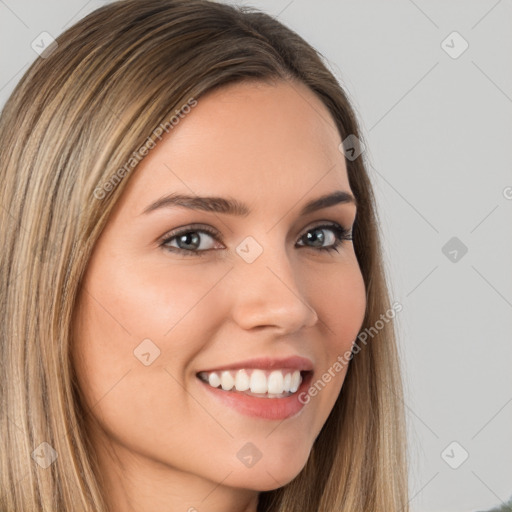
196, 368, 311, 398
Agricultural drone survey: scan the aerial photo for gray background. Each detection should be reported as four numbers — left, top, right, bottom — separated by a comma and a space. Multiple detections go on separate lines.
1, 1, 511, 511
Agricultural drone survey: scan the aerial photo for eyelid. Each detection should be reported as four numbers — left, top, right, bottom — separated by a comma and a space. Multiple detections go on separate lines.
159, 223, 220, 241
299, 220, 353, 240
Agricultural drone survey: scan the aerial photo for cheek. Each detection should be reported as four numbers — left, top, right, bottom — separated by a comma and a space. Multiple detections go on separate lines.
78, 256, 226, 345
70, 264, 227, 460
71, 260, 229, 407
309, 260, 366, 346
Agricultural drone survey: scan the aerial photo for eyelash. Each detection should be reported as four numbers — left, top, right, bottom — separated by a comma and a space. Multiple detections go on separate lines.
159, 222, 353, 257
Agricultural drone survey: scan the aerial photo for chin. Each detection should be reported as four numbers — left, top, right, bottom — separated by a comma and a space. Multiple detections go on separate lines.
228, 459, 308, 492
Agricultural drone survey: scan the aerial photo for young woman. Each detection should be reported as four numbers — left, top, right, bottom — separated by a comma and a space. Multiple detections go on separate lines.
0, 1, 409, 510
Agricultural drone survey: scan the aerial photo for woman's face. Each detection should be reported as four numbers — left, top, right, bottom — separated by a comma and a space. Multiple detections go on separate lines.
72, 79, 366, 509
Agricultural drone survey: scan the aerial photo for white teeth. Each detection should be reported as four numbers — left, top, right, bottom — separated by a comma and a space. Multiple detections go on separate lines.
235, 369, 250, 391
290, 371, 301, 393
198, 368, 304, 396
250, 369, 267, 393
283, 372, 292, 392
208, 372, 221, 388
267, 370, 284, 394
220, 371, 234, 391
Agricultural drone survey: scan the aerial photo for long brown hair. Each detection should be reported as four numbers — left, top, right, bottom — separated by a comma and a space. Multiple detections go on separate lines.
0, 1, 409, 510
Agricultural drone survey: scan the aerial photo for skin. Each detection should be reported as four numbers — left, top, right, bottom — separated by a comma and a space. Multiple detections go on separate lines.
72, 79, 367, 512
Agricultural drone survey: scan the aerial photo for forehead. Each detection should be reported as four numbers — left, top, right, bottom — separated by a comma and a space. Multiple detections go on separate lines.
117, 80, 351, 216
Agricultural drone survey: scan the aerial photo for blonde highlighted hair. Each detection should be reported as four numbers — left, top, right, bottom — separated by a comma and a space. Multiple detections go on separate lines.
0, 1, 409, 510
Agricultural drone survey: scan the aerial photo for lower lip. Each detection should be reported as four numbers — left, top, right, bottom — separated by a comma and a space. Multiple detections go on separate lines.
197, 371, 313, 420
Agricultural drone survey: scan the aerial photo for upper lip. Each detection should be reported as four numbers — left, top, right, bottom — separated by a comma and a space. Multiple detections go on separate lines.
197, 356, 314, 374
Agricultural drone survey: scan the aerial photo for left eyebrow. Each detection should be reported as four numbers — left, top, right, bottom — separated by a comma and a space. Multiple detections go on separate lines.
140, 190, 356, 217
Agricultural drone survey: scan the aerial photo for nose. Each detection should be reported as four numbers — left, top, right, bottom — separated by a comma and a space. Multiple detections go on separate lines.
227, 243, 319, 334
